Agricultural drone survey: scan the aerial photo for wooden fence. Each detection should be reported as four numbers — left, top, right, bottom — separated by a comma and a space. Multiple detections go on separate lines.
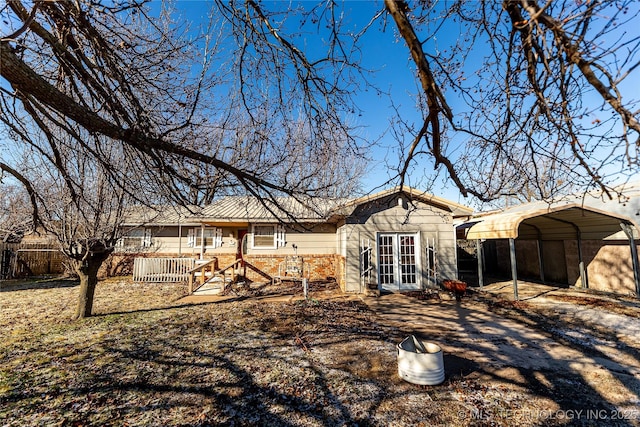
0, 243, 18, 279
1, 242, 65, 279
132, 257, 195, 283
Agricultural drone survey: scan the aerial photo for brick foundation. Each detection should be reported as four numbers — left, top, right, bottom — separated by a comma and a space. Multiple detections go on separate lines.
106, 252, 347, 287
334, 255, 346, 291
242, 254, 342, 283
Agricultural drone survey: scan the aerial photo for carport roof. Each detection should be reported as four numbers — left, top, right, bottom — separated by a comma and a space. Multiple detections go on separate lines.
461, 201, 639, 240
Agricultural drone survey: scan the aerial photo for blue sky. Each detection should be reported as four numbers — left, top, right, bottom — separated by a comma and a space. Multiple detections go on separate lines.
5, 1, 633, 207
165, 0, 470, 203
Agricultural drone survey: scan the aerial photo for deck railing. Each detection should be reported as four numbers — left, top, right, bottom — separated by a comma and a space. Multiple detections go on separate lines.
132, 257, 195, 283
188, 258, 242, 293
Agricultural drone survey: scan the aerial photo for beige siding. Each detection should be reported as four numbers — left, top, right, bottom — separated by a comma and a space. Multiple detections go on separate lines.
336, 220, 347, 257
341, 195, 458, 293
116, 193, 464, 293
142, 226, 238, 257
122, 224, 337, 257
247, 224, 336, 256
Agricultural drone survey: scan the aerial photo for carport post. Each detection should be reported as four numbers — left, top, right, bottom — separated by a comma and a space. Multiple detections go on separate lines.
476, 239, 484, 289
621, 223, 640, 297
509, 238, 519, 301
577, 237, 588, 289
545, 216, 588, 288
536, 240, 545, 282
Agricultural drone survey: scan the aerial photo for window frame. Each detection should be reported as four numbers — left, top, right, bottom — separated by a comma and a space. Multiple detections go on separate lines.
187, 227, 223, 249
117, 228, 152, 251
251, 224, 286, 249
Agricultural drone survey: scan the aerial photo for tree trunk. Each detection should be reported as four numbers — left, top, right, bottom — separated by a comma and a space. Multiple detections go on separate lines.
74, 258, 103, 319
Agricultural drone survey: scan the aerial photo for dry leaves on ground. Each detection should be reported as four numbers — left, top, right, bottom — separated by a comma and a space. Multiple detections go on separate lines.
1, 277, 640, 426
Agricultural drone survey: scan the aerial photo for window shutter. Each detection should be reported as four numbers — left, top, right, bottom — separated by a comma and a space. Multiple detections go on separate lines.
143, 229, 152, 247
187, 228, 196, 247
214, 227, 223, 248
250, 225, 256, 249
276, 225, 286, 248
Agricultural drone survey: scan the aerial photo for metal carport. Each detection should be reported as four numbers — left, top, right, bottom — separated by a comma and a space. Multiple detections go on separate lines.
459, 202, 640, 300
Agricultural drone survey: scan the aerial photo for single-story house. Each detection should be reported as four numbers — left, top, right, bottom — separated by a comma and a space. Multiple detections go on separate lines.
115, 187, 473, 293
457, 182, 640, 297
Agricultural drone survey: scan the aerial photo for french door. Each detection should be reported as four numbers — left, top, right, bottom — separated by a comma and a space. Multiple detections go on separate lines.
378, 233, 421, 291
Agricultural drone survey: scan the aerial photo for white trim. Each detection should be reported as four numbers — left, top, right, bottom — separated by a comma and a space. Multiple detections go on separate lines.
251, 224, 286, 249
187, 228, 196, 247
143, 229, 152, 247
377, 232, 422, 291
276, 224, 286, 248
214, 227, 223, 248
186, 226, 223, 249
117, 227, 153, 251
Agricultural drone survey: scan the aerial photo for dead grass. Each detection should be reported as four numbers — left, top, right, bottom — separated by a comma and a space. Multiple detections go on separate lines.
547, 294, 640, 318
1, 278, 639, 426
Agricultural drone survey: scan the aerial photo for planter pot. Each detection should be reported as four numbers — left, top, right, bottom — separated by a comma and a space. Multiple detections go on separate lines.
442, 280, 467, 301
443, 279, 467, 293
397, 335, 445, 385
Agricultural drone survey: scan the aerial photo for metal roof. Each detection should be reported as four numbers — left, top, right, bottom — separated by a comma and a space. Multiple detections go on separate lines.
122, 196, 348, 226
195, 196, 346, 223
572, 181, 640, 239
122, 205, 203, 226
121, 187, 473, 226
462, 199, 639, 241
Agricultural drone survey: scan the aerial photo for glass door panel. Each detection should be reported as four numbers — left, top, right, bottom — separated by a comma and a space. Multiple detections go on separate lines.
378, 234, 395, 290
399, 235, 417, 286
378, 233, 420, 291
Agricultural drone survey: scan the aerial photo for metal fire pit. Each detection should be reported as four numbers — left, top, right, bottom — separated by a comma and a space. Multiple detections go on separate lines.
397, 335, 445, 385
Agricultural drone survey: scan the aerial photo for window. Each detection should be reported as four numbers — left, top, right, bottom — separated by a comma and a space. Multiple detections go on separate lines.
187, 227, 222, 249
252, 224, 286, 249
117, 228, 152, 251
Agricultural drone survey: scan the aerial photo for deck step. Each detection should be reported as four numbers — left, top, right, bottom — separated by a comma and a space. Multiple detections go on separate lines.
193, 271, 214, 277
194, 282, 224, 295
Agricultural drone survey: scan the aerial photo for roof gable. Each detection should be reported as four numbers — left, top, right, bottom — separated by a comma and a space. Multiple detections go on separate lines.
336, 186, 473, 218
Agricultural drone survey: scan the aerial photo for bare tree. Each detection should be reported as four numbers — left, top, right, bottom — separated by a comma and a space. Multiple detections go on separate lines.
0, 117, 139, 318
0, 0, 367, 316
2, 0, 639, 221
0, 183, 32, 242
384, 0, 639, 201
0, 1, 365, 205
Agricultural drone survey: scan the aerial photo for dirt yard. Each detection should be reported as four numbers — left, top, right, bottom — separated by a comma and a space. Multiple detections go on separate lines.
1, 277, 639, 426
